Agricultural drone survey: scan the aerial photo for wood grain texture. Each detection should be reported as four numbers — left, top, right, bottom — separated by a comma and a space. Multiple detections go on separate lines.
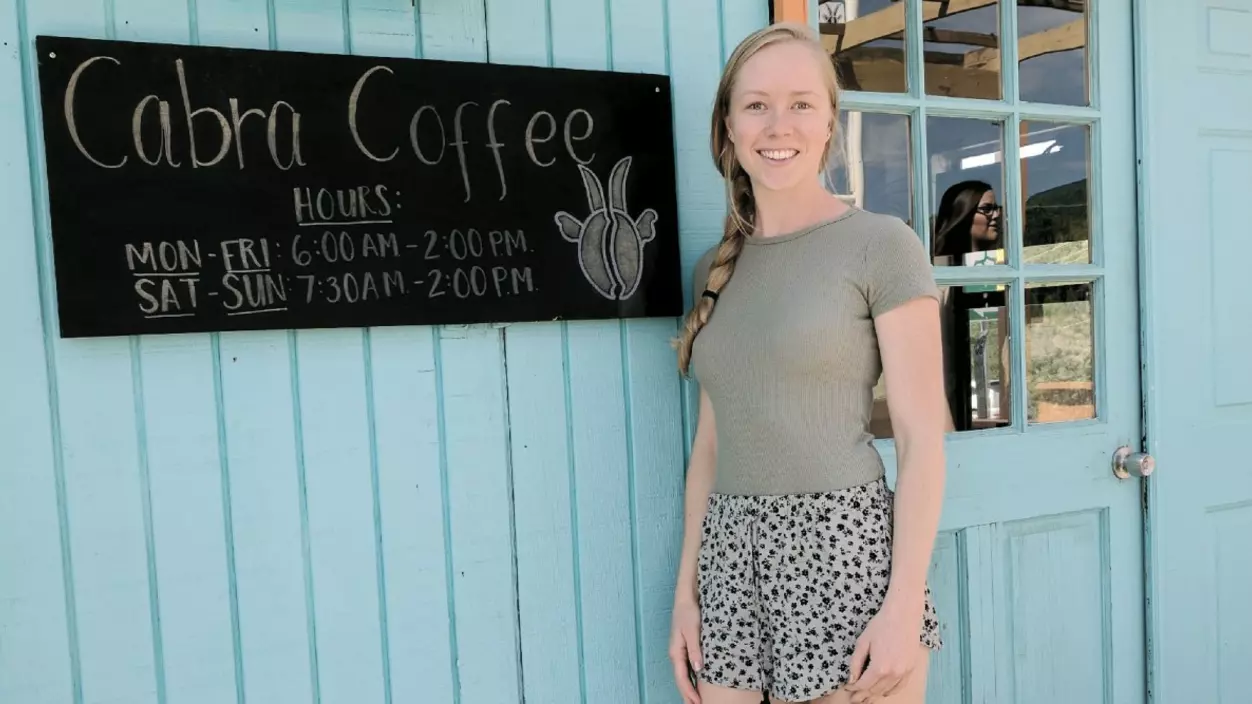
0, 0, 1162, 702
108, 3, 245, 704
0, 1, 753, 703
0, 0, 75, 701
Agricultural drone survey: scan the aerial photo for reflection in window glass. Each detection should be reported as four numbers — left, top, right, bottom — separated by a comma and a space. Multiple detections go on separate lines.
923, 0, 1001, 100
871, 283, 1013, 439
1018, 0, 1089, 106
1022, 122, 1091, 264
945, 283, 1013, 432
819, 0, 908, 94
826, 111, 912, 225
926, 117, 1006, 267
1027, 282, 1095, 423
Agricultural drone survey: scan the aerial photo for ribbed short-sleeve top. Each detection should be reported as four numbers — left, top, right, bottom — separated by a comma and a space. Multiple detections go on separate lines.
689, 205, 940, 496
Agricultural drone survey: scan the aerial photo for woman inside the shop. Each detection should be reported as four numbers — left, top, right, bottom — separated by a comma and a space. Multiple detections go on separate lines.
668, 21, 946, 704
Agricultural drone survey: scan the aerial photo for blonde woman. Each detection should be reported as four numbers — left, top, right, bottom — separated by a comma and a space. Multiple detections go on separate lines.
669, 22, 946, 704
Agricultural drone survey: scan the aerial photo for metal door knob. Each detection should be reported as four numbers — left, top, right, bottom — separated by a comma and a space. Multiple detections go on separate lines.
1112, 446, 1155, 479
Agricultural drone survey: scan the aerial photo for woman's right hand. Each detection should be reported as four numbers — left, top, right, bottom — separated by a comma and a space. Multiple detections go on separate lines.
669, 599, 704, 704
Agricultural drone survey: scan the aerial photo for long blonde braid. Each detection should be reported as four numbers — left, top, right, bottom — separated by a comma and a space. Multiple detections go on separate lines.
674, 22, 839, 376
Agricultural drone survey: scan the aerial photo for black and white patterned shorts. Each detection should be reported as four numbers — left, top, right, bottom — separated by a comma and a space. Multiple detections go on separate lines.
695, 477, 942, 702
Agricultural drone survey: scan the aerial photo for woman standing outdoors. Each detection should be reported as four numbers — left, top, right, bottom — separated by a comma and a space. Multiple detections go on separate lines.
668, 22, 947, 704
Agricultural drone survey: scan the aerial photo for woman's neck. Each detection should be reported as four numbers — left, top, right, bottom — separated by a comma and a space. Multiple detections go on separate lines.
751, 179, 849, 238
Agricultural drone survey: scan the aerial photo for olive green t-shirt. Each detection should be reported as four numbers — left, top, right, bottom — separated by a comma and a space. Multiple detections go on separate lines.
689, 205, 939, 496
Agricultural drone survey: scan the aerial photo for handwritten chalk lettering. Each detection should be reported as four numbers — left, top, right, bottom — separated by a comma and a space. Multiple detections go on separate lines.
222, 272, 288, 311
63, 55, 305, 171
422, 230, 441, 260
489, 229, 528, 256
125, 240, 203, 273
292, 231, 400, 267
348, 65, 597, 202
296, 271, 405, 304
426, 265, 535, 299
408, 105, 444, 166
524, 112, 556, 167
563, 109, 595, 166
64, 56, 126, 168
136, 276, 201, 315
329, 272, 372, 303
361, 232, 400, 259
220, 238, 272, 273
448, 228, 485, 260
418, 228, 527, 260
493, 266, 535, 296
36, 36, 682, 338
321, 231, 354, 263
382, 271, 406, 297
348, 65, 398, 163
293, 185, 394, 225
229, 98, 304, 171
133, 95, 180, 167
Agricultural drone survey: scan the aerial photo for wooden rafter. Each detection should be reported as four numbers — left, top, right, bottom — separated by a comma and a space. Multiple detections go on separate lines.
820, 0, 1086, 54
822, 0, 996, 54
1019, 0, 1084, 9
964, 18, 1085, 69
919, 28, 999, 47
854, 27, 1000, 47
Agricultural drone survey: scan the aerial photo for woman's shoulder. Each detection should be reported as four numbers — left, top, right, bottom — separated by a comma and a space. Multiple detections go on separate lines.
840, 208, 939, 316
692, 244, 718, 292
831, 206, 921, 248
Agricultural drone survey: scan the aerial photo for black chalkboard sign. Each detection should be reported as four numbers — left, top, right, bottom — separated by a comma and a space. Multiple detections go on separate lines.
33, 35, 683, 338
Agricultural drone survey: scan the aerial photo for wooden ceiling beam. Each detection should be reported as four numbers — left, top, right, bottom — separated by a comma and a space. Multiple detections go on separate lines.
963, 18, 1085, 70
861, 28, 1000, 48
820, 0, 1086, 54
918, 28, 999, 47
822, 0, 997, 53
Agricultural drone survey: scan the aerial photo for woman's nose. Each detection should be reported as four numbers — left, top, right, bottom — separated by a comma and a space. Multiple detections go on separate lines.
766, 113, 794, 135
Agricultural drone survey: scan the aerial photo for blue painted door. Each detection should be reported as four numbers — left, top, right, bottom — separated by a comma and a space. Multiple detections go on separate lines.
1136, 0, 1252, 701
816, 0, 1146, 700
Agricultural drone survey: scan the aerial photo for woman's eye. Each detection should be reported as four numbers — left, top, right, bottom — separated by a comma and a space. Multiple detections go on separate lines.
794, 101, 813, 110
746, 101, 766, 111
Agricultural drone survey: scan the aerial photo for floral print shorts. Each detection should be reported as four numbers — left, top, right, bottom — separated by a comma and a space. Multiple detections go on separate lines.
695, 477, 942, 702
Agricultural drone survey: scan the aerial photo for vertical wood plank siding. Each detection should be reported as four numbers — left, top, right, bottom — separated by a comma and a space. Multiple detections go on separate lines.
0, 0, 768, 701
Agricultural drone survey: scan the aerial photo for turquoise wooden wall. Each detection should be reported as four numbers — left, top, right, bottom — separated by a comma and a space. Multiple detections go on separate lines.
0, 0, 767, 702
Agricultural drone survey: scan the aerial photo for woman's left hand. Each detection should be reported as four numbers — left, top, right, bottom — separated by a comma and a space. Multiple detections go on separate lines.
844, 598, 923, 703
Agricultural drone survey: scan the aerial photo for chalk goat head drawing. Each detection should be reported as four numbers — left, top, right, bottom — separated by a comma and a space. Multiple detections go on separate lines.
555, 156, 659, 301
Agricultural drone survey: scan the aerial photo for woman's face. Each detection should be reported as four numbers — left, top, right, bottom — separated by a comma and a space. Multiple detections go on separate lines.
725, 41, 833, 194
971, 189, 1001, 241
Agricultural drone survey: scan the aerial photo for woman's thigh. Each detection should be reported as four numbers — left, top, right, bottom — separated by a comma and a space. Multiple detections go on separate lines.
698, 679, 768, 704
794, 644, 932, 704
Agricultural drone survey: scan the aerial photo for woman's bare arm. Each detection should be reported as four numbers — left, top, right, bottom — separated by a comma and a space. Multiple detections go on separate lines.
669, 387, 719, 702
674, 387, 719, 607
875, 295, 947, 612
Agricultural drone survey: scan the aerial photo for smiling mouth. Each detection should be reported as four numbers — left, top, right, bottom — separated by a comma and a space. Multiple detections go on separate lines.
758, 149, 799, 163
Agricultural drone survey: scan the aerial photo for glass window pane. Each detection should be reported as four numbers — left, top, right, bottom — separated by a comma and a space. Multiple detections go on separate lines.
926, 117, 1007, 267
1022, 121, 1091, 264
872, 283, 1015, 439
923, 0, 1002, 100
946, 283, 1014, 432
820, 0, 909, 94
1026, 281, 1095, 423
826, 111, 913, 225
1018, 0, 1090, 105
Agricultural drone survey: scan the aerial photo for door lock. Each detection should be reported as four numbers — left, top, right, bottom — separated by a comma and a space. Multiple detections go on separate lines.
1112, 446, 1155, 479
